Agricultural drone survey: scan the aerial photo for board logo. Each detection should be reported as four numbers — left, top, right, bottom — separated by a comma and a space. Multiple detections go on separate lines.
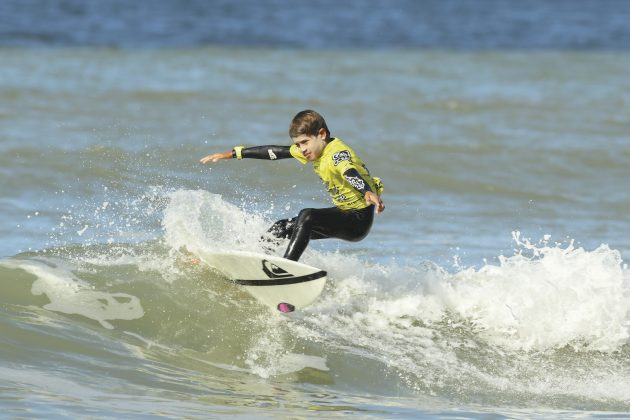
262, 260, 293, 278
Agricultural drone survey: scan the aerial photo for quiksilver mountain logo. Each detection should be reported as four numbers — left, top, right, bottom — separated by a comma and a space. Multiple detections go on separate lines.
262, 260, 293, 278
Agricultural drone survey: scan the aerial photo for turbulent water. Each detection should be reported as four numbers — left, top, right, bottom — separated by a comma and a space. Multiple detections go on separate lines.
2, 2, 630, 418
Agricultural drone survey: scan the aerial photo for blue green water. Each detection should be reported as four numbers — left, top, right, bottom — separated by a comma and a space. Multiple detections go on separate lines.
2, 2, 630, 418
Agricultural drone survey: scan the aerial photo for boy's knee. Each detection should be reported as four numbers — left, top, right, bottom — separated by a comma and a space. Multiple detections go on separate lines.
296, 208, 313, 224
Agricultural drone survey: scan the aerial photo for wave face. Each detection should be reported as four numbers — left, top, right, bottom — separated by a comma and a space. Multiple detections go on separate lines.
2, 190, 630, 417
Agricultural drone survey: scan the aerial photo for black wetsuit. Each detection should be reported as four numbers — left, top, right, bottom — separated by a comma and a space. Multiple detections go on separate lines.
268, 206, 374, 261
235, 142, 378, 261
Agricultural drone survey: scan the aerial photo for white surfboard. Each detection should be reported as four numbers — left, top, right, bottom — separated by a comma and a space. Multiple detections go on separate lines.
196, 251, 327, 312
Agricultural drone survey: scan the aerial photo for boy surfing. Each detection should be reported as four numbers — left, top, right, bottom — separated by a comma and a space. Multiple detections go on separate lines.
200, 110, 384, 261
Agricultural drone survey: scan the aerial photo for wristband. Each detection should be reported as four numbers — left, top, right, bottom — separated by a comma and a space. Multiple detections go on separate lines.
233, 146, 244, 160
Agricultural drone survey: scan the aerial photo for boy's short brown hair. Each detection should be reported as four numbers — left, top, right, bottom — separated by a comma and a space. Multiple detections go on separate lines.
289, 110, 330, 139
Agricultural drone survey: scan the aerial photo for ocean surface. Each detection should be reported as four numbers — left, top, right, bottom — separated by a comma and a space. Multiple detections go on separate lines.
2, 1, 630, 418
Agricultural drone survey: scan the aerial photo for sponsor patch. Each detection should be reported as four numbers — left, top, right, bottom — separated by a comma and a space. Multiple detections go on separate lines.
332, 150, 351, 166
344, 175, 365, 191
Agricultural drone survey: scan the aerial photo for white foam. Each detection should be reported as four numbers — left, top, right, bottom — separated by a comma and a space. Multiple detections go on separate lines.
305, 232, 630, 354
1, 259, 144, 329
244, 316, 329, 378
442, 232, 630, 352
273, 353, 329, 375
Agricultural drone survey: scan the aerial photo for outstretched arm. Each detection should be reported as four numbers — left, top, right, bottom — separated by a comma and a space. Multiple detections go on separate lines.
200, 145, 292, 164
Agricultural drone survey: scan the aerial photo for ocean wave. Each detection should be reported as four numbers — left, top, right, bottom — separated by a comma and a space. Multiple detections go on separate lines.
2, 190, 629, 409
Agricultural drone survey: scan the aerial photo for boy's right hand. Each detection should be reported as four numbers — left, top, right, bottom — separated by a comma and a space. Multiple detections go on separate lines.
365, 191, 385, 214
200, 151, 232, 164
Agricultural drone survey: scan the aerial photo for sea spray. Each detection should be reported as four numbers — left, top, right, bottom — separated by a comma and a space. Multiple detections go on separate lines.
443, 231, 630, 352
162, 189, 271, 257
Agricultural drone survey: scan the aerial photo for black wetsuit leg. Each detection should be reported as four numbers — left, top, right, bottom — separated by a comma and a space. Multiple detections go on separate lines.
267, 206, 375, 261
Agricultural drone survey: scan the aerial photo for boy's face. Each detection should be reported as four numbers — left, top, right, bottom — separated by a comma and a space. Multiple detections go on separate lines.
292, 128, 328, 161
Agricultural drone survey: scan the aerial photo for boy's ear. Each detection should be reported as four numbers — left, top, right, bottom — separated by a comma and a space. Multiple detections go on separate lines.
317, 127, 327, 139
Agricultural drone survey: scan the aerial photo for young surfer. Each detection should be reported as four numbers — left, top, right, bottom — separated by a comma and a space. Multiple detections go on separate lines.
200, 110, 384, 261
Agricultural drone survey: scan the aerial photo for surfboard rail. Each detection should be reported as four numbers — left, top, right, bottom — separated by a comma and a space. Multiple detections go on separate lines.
233, 269, 327, 286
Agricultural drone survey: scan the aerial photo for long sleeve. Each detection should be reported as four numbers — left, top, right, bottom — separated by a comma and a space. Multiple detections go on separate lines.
237, 145, 292, 160
342, 167, 373, 195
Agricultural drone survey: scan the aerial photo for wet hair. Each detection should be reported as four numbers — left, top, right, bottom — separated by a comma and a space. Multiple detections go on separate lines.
289, 110, 330, 140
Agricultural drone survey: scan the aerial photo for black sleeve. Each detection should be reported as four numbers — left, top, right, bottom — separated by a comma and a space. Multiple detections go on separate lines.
343, 168, 373, 195
236, 145, 292, 160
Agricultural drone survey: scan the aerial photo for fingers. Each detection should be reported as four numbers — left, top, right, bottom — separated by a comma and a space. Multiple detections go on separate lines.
203, 157, 217, 164
200, 152, 229, 164
366, 192, 385, 214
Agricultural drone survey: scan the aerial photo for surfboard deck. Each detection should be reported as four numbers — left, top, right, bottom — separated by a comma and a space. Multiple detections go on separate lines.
196, 251, 327, 312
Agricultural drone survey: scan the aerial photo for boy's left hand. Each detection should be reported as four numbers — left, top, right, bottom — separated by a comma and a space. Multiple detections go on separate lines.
365, 191, 385, 214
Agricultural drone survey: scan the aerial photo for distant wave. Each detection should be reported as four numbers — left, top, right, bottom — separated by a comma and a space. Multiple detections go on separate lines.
1, 0, 630, 50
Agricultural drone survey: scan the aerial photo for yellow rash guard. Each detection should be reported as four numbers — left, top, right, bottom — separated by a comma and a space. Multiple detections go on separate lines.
290, 138, 383, 210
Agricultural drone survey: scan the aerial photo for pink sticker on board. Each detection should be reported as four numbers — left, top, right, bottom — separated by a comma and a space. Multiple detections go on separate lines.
277, 303, 295, 313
